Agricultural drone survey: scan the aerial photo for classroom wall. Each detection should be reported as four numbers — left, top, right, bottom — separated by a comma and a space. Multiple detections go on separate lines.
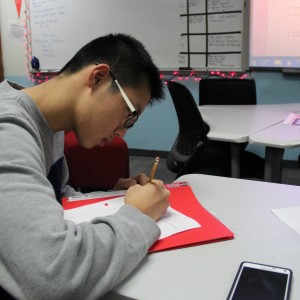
1, 1, 300, 161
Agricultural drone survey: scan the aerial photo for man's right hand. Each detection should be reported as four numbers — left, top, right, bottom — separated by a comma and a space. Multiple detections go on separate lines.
124, 179, 170, 221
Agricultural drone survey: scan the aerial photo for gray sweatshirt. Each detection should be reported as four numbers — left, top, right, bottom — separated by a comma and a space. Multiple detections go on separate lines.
0, 81, 160, 300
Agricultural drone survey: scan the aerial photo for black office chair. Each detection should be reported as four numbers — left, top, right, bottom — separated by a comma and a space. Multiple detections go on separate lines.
199, 78, 257, 106
166, 81, 232, 178
166, 80, 208, 176
199, 77, 257, 153
0, 286, 16, 299
167, 80, 264, 179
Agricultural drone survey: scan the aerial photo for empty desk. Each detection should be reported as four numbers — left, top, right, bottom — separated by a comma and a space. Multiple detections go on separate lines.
199, 105, 289, 179
199, 104, 300, 181
250, 123, 300, 182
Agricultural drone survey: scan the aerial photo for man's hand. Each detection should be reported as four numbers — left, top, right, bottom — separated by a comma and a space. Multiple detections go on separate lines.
124, 179, 170, 221
112, 173, 148, 190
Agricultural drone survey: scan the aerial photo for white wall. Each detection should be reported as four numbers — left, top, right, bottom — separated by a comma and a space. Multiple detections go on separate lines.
0, 0, 28, 77
1, 1, 300, 161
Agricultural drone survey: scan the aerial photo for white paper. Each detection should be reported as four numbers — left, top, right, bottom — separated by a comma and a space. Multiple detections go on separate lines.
64, 196, 201, 240
271, 206, 300, 236
68, 182, 190, 202
9, 20, 26, 42
68, 190, 126, 201
282, 113, 300, 126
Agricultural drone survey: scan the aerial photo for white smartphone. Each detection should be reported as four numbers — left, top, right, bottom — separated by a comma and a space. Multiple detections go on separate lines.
227, 261, 292, 300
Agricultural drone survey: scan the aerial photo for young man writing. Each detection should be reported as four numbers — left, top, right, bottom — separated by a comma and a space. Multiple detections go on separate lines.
0, 33, 170, 299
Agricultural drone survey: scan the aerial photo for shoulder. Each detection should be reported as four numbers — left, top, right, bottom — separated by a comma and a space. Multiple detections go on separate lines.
0, 90, 52, 151
0, 80, 25, 92
0, 90, 32, 121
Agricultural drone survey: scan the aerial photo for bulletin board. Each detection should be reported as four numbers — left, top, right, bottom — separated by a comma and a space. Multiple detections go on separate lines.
28, 0, 249, 72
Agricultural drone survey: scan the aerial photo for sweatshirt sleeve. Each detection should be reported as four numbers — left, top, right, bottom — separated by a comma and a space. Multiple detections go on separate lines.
0, 109, 160, 300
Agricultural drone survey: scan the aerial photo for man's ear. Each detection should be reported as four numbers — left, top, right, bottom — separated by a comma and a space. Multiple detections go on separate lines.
87, 64, 110, 89
94, 76, 101, 85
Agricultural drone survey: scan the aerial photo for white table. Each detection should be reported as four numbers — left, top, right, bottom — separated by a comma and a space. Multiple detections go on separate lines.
105, 174, 300, 300
199, 105, 289, 143
199, 104, 300, 182
249, 123, 300, 182
201, 103, 300, 112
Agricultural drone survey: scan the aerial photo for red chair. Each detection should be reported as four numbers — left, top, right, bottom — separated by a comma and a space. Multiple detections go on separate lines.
64, 131, 129, 192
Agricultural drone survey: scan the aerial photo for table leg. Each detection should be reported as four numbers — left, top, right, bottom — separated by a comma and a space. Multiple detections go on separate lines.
264, 147, 284, 183
230, 143, 241, 178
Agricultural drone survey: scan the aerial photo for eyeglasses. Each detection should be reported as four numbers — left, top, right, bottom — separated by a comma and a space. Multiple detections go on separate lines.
94, 62, 139, 129
109, 71, 139, 129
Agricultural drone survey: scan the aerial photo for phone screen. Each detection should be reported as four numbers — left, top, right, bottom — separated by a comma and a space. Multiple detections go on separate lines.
227, 262, 292, 300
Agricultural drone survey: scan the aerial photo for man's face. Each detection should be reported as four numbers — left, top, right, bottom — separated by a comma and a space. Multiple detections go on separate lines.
74, 78, 151, 149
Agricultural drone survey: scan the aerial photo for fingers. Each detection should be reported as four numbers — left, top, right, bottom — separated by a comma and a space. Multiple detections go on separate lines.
131, 173, 148, 185
112, 178, 137, 191
124, 180, 170, 221
112, 174, 165, 191
148, 178, 165, 187
131, 174, 165, 186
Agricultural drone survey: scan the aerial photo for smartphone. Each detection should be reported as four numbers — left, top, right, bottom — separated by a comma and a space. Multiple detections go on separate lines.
227, 261, 292, 300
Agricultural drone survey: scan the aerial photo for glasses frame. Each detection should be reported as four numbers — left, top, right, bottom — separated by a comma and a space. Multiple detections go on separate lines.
95, 62, 139, 129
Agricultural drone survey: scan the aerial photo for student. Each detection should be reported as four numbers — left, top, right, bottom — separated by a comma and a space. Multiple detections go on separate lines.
0, 33, 170, 299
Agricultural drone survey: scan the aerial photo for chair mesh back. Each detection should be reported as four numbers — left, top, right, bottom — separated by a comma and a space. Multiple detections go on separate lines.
199, 78, 257, 105
167, 81, 207, 169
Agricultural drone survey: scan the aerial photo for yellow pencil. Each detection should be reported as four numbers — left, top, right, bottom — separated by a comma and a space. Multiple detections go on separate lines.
149, 157, 159, 183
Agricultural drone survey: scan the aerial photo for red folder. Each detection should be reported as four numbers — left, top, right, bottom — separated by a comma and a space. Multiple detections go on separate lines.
149, 182, 234, 252
62, 182, 234, 253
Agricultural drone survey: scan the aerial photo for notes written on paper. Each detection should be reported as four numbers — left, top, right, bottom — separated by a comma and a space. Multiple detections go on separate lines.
64, 195, 201, 240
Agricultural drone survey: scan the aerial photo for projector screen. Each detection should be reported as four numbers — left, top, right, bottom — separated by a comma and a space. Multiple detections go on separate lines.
249, 0, 300, 71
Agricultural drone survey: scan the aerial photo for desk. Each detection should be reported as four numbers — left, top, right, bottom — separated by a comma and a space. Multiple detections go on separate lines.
107, 174, 300, 300
199, 104, 300, 182
249, 123, 300, 182
201, 103, 300, 112
199, 105, 289, 143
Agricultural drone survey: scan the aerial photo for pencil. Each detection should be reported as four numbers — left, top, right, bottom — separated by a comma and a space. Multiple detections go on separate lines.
149, 156, 159, 183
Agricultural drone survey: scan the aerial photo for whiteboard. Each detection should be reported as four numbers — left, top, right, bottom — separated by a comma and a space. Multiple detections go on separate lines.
28, 0, 248, 72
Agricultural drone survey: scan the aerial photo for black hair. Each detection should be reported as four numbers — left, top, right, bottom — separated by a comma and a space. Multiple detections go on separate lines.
58, 33, 164, 103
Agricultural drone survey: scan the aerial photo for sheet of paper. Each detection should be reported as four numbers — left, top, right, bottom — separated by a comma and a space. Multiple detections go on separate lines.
64, 197, 201, 240
282, 113, 300, 126
68, 190, 126, 201
271, 206, 300, 236
68, 182, 191, 202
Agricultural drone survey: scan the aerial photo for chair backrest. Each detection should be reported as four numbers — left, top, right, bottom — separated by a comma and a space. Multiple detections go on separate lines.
166, 81, 208, 175
64, 131, 129, 191
199, 78, 257, 105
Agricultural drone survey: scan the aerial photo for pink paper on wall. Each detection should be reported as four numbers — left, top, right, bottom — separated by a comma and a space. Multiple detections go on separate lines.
15, 0, 23, 19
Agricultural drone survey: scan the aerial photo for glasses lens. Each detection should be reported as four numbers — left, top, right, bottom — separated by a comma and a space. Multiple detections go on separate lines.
125, 114, 138, 129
